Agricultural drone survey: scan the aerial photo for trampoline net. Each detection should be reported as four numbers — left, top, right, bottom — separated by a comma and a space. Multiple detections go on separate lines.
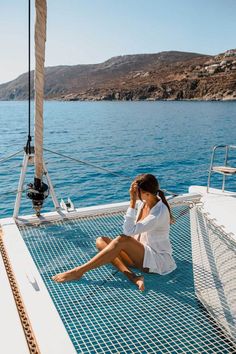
19, 205, 236, 353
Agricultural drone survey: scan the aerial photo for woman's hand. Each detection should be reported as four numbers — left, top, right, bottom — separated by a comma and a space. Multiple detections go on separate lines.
129, 182, 138, 208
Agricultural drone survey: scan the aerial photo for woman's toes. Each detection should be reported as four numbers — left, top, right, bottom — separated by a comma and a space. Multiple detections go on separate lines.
52, 273, 64, 282
135, 276, 145, 292
52, 268, 84, 283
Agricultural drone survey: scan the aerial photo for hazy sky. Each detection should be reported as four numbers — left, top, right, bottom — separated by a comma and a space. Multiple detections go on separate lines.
1, 0, 236, 84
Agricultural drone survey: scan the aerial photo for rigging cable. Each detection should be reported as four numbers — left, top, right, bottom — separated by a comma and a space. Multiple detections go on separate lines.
43, 147, 178, 197
44, 148, 129, 179
0, 149, 23, 164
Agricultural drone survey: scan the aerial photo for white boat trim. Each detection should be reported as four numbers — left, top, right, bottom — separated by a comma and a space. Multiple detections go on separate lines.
0, 220, 76, 354
189, 185, 236, 343
189, 186, 236, 238
0, 238, 29, 354
0, 192, 202, 227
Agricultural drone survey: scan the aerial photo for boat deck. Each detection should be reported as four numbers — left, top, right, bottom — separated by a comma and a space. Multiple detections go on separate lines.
189, 186, 236, 345
0, 230, 29, 353
19, 206, 236, 352
1, 197, 236, 353
189, 186, 236, 237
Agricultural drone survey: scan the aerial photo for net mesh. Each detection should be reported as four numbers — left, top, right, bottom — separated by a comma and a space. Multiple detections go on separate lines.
191, 205, 236, 344
19, 205, 236, 353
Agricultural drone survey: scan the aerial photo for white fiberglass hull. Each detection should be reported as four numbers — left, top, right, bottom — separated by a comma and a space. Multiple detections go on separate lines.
190, 186, 236, 343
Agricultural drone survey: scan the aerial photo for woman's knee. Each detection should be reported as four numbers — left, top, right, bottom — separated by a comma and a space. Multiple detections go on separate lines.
95, 236, 110, 249
115, 234, 130, 245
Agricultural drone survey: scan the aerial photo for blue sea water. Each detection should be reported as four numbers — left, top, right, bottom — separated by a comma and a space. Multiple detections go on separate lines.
0, 100, 236, 218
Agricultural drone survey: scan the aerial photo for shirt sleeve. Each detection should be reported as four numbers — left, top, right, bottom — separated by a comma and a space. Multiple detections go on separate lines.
122, 207, 160, 236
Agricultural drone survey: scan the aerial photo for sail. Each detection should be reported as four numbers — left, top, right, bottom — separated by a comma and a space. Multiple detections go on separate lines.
34, 0, 47, 183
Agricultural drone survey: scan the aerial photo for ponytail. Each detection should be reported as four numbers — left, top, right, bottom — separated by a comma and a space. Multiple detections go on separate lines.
158, 189, 175, 224
133, 174, 174, 223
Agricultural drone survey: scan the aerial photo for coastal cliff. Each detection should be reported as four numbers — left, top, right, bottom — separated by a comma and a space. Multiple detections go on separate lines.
0, 49, 236, 101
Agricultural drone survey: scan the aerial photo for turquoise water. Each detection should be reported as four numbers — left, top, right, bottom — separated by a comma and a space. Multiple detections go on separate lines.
0, 101, 236, 217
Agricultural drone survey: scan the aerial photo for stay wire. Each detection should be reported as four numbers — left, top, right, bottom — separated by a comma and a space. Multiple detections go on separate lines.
0, 149, 23, 164
43, 148, 130, 179
0, 188, 26, 197
43, 148, 178, 196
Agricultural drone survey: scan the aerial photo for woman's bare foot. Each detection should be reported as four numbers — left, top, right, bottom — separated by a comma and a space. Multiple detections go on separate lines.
134, 275, 145, 292
52, 267, 83, 283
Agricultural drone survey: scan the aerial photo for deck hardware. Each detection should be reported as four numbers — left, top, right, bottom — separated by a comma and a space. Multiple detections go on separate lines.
207, 144, 236, 192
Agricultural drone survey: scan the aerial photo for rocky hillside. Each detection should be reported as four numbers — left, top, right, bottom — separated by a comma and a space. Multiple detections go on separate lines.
0, 49, 236, 101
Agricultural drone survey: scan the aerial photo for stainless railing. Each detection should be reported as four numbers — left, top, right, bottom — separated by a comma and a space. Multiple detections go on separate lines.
207, 144, 236, 192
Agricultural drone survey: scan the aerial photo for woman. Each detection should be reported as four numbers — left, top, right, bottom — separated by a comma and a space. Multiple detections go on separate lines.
52, 174, 176, 291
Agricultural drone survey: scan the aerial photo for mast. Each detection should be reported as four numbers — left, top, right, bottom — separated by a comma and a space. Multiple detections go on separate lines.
34, 0, 47, 187
13, 0, 60, 218
27, 0, 49, 216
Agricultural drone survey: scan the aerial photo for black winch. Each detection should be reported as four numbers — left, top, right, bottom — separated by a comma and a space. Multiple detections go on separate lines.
27, 178, 49, 216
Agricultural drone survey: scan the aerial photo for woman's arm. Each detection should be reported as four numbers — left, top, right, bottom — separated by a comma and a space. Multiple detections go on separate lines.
129, 181, 138, 209
123, 208, 159, 236
123, 180, 160, 236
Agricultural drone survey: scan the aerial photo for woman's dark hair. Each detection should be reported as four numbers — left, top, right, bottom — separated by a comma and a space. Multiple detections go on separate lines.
134, 173, 174, 223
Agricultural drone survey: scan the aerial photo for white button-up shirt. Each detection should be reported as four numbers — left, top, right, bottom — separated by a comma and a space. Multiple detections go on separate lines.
123, 200, 176, 274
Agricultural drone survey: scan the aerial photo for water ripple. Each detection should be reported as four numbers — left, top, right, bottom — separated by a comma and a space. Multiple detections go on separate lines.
0, 101, 236, 217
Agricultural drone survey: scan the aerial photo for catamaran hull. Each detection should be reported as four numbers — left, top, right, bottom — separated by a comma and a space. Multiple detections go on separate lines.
190, 186, 236, 343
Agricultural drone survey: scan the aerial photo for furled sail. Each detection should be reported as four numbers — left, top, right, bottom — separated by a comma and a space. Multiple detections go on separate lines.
26, 0, 49, 216
34, 0, 47, 185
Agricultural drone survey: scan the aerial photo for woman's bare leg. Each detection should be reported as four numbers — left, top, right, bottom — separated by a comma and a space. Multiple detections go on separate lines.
95, 236, 144, 290
52, 235, 145, 291
96, 236, 135, 267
